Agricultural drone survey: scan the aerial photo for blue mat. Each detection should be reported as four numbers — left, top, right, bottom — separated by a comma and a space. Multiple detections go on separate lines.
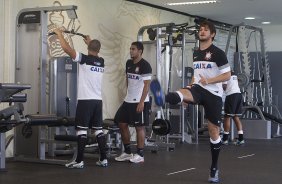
150, 79, 164, 106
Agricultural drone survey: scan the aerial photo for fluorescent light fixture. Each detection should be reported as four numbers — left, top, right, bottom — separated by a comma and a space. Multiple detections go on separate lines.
261, 21, 271, 24
244, 17, 255, 20
165, 1, 219, 6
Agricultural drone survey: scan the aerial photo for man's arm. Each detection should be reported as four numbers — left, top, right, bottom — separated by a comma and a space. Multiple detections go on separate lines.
83, 35, 91, 46
199, 71, 231, 86
53, 29, 76, 59
136, 80, 150, 113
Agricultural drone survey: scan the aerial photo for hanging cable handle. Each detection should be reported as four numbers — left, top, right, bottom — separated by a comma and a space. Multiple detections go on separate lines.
48, 30, 86, 39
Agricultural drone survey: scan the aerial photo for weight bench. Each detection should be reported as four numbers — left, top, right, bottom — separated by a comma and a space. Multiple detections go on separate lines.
103, 119, 121, 157
53, 119, 121, 160
0, 83, 31, 171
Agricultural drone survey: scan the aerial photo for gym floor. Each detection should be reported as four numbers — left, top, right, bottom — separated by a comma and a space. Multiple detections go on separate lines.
1, 137, 282, 184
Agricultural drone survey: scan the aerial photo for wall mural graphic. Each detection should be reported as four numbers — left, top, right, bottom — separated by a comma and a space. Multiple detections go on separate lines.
45, 1, 81, 97
118, 1, 161, 27
99, 1, 162, 118
98, 24, 131, 97
47, 1, 80, 57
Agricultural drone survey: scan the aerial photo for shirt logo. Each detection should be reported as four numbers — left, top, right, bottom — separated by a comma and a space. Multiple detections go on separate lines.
127, 74, 140, 80
135, 67, 140, 73
194, 63, 212, 69
94, 61, 101, 66
90, 66, 104, 73
205, 51, 212, 60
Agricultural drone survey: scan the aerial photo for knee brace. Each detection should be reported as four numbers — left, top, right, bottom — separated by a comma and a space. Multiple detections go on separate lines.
94, 129, 104, 136
76, 129, 87, 136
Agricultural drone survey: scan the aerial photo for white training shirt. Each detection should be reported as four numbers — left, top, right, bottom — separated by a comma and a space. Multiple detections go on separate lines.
124, 58, 152, 103
73, 51, 104, 100
193, 44, 231, 97
224, 74, 241, 96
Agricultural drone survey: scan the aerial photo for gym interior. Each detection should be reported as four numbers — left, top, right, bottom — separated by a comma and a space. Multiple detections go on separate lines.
1, 0, 282, 184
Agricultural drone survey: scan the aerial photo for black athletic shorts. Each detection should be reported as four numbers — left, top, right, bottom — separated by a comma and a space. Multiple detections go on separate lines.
75, 99, 103, 130
187, 85, 222, 126
114, 101, 150, 127
224, 93, 243, 116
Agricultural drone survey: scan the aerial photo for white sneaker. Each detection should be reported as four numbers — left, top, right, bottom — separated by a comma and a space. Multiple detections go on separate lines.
65, 161, 84, 169
65, 160, 77, 168
115, 152, 133, 162
129, 154, 144, 163
96, 159, 108, 167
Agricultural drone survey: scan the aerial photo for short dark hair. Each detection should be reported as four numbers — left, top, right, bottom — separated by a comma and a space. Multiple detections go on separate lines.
88, 39, 101, 52
199, 20, 216, 40
131, 41, 144, 54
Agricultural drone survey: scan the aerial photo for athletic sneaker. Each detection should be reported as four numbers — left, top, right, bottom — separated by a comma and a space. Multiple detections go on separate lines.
208, 169, 219, 183
234, 139, 245, 146
150, 79, 164, 106
96, 159, 108, 167
129, 154, 144, 163
65, 161, 84, 169
65, 160, 77, 168
115, 152, 133, 162
222, 140, 229, 145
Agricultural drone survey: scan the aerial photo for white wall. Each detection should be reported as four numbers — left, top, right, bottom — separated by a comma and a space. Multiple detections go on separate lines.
261, 25, 282, 51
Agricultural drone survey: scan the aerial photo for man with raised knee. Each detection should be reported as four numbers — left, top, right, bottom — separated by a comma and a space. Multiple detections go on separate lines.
152, 20, 231, 183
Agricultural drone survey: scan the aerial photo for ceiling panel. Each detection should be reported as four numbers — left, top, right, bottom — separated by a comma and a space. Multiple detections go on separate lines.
134, 0, 282, 26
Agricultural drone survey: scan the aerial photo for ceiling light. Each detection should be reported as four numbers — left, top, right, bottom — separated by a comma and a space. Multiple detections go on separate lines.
165, 1, 219, 6
261, 21, 271, 25
244, 17, 255, 20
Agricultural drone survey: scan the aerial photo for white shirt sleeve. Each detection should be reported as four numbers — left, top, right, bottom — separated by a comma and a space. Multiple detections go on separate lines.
73, 51, 82, 62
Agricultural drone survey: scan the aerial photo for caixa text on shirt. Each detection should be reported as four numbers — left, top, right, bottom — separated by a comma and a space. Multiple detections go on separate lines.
127, 73, 140, 80
194, 63, 212, 69
90, 66, 104, 73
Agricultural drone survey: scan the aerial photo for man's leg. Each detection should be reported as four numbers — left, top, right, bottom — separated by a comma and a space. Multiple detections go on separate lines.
151, 79, 194, 106
222, 116, 231, 144
233, 116, 244, 144
65, 129, 87, 169
129, 126, 145, 163
115, 122, 133, 161
119, 122, 131, 154
135, 126, 145, 157
208, 121, 221, 183
76, 129, 88, 163
166, 88, 194, 105
94, 129, 108, 166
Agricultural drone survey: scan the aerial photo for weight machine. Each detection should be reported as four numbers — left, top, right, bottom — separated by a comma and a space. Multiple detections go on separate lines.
137, 22, 199, 149
225, 23, 282, 139
14, 4, 80, 164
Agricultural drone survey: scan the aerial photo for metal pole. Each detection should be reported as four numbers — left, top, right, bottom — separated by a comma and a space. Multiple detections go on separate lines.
0, 133, 5, 170
181, 32, 186, 143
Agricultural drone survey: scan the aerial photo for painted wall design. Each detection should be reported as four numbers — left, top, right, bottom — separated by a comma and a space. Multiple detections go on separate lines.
47, 1, 77, 57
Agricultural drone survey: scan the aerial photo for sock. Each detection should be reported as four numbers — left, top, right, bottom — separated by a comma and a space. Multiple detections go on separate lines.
222, 132, 229, 141
96, 133, 107, 161
76, 134, 87, 163
124, 144, 131, 154
165, 92, 182, 105
210, 137, 221, 176
238, 130, 244, 141
137, 148, 144, 157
